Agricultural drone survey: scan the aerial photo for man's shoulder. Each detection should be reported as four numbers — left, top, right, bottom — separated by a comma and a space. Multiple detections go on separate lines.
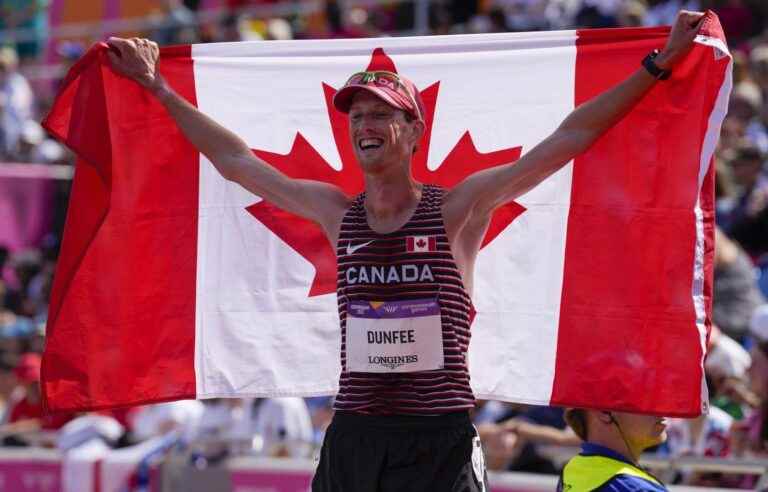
595, 473, 668, 492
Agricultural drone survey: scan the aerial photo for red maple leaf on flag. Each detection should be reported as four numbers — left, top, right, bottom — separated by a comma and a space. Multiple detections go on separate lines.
247, 48, 525, 297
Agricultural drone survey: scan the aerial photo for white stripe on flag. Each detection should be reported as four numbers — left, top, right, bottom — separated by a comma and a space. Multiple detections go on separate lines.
192, 32, 578, 401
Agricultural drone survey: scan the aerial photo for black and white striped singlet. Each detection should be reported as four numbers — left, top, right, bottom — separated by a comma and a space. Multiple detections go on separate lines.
334, 184, 476, 415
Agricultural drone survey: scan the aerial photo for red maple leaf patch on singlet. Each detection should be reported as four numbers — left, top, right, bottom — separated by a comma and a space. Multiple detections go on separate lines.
246, 48, 525, 297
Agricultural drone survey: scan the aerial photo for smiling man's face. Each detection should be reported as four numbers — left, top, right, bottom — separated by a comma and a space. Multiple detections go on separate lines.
348, 91, 421, 174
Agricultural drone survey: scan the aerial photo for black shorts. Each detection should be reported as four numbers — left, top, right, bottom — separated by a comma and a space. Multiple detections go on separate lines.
312, 411, 489, 492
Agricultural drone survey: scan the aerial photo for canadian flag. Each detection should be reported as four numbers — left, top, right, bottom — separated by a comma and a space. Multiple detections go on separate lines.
42, 13, 730, 415
406, 236, 437, 253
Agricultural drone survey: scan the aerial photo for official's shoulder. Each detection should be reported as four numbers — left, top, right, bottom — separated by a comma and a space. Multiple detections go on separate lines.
595, 473, 668, 492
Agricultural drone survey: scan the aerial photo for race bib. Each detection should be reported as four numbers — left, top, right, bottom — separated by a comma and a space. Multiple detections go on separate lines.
346, 299, 444, 373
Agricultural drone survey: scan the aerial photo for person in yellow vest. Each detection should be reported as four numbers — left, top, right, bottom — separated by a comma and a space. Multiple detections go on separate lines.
558, 408, 668, 491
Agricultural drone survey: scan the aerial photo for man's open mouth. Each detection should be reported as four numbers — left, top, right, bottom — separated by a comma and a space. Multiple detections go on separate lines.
359, 138, 384, 150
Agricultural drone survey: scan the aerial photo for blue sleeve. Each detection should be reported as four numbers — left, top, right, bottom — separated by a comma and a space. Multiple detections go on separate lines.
595, 474, 668, 492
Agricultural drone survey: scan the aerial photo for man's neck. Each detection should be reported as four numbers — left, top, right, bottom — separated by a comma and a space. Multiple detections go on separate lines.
587, 435, 641, 465
363, 164, 421, 223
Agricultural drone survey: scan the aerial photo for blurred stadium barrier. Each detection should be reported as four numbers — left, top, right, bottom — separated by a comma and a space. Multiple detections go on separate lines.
0, 447, 764, 491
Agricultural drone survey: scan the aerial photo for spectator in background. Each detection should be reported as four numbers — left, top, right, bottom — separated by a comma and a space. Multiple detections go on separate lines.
720, 144, 768, 258
28, 322, 45, 359
0, 308, 33, 356
664, 407, 733, 485
10, 249, 43, 318
131, 400, 204, 444
254, 397, 313, 458
477, 405, 579, 473
0, 352, 19, 424
499, 0, 552, 31
212, 14, 244, 43
730, 82, 768, 152
644, 0, 701, 26
0, 245, 20, 312
0, 46, 34, 160
487, 7, 511, 32
151, 0, 198, 46
731, 50, 751, 87
52, 40, 85, 94
22, 252, 53, 319
751, 45, 768, 96
429, 3, 455, 35
190, 398, 253, 464
503, 406, 579, 473
1, 353, 73, 445
735, 306, 768, 448
476, 418, 521, 471
0, 0, 49, 59
574, 0, 622, 28
617, 1, 648, 27
322, 0, 381, 38
706, 325, 757, 420
16, 120, 44, 163
13, 118, 65, 164
305, 396, 334, 449
711, 0, 756, 46
730, 306, 768, 487
713, 227, 765, 339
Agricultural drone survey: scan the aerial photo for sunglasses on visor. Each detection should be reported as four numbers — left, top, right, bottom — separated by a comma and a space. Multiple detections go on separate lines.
343, 71, 422, 121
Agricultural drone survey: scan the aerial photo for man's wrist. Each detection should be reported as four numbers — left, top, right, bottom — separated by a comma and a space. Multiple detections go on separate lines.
654, 50, 674, 70
642, 49, 672, 80
150, 80, 173, 103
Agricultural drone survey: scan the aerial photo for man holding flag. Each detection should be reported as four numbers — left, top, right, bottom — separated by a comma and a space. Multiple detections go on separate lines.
101, 9, 706, 491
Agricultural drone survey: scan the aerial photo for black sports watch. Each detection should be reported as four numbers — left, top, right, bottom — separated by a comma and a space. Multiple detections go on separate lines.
642, 49, 671, 80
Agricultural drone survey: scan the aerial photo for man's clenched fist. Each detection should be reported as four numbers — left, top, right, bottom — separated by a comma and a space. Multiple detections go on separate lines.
106, 37, 164, 93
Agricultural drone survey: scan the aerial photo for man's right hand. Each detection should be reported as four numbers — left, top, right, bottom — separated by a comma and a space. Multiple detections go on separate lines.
106, 37, 165, 94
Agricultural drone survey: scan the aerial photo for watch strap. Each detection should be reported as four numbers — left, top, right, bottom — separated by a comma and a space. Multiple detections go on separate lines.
642, 49, 671, 80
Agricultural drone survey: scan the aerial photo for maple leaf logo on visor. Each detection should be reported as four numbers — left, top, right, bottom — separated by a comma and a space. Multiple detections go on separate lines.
246, 48, 526, 297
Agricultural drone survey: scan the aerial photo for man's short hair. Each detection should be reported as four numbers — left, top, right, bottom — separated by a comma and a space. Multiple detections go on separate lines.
564, 408, 588, 441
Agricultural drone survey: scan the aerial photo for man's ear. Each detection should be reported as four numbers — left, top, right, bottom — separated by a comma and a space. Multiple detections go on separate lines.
409, 120, 425, 155
412, 120, 425, 143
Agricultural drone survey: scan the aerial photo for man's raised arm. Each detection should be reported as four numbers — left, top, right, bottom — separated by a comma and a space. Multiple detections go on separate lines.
106, 37, 350, 241
445, 11, 705, 231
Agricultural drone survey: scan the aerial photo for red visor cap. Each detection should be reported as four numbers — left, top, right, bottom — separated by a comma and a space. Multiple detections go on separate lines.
333, 75, 425, 123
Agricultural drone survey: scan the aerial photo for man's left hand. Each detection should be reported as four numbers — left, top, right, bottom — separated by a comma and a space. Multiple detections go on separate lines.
656, 10, 707, 69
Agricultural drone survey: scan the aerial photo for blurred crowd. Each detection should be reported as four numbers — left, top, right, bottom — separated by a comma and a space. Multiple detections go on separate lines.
1, 0, 768, 489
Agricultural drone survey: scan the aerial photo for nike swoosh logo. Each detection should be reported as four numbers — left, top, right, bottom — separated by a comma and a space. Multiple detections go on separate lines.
346, 240, 374, 255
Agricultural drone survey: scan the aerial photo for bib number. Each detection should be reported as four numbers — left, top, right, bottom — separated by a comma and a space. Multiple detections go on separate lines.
346, 299, 444, 373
